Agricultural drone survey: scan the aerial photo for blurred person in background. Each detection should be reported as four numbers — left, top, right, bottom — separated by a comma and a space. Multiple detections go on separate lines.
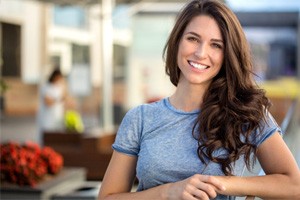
38, 68, 66, 134
99, 0, 300, 199
37, 67, 82, 143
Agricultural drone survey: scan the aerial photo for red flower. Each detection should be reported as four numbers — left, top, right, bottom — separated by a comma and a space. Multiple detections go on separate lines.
0, 141, 64, 186
41, 147, 63, 174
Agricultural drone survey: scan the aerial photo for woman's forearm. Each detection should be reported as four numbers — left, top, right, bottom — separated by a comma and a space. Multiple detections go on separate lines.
216, 173, 300, 199
100, 174, 226, 200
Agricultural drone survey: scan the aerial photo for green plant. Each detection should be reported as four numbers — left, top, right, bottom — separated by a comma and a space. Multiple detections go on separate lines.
64, 110, 84, 133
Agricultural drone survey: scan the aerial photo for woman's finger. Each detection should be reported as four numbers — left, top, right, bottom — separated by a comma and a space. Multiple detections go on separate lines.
192, 184, 216, 200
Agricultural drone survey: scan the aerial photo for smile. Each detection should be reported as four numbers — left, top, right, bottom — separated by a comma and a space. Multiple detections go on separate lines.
188, 61, 209, 70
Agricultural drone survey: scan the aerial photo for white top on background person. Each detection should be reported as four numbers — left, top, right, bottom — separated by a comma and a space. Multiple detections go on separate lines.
98, 0, 300, 199
38, 68, 66, 132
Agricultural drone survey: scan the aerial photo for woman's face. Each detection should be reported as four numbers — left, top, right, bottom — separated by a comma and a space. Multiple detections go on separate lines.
177, 15, 224, 88
53, 75, 64, 85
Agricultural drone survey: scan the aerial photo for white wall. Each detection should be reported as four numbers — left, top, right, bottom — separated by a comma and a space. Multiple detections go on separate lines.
126, 14, 176, 109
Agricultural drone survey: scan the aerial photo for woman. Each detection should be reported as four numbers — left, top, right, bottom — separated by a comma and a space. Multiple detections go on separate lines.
99, 0, 300, 199
38, 68, 66, 132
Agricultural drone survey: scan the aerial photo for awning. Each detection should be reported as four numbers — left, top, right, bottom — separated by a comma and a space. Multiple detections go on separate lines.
34, 0, 184, 6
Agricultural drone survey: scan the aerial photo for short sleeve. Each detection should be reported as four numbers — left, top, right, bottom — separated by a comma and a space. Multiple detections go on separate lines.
252, 112, 282, 147
112, 106, 142, 156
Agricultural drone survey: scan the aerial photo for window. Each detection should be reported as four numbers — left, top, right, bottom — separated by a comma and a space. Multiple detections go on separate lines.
53, 6, 87, 29
72, 43, 90, 65
1, 22, 21, 77
245, 27, 297, 81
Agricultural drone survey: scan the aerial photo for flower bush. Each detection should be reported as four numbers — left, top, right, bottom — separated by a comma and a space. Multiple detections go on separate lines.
0, 141, 63, 186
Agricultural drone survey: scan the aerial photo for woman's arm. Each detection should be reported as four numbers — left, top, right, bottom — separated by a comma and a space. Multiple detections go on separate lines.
44, 95, 56, 106
98, 151, 226, 200
98, 151, 137, 199
216, 132, 300, 199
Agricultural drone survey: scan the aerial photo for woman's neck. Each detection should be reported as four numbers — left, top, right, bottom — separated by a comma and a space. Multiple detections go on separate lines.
169, 81, 208, 112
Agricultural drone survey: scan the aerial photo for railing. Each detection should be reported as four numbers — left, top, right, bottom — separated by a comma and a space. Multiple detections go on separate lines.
256, 97, 300, 176
238, 97, 300, 200
281, 97, 300, 166
281, 98, 299, 134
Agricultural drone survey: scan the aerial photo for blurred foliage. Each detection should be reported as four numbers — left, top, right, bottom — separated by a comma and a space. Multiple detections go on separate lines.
0, 79, 8, 96
64, 110, 84, 133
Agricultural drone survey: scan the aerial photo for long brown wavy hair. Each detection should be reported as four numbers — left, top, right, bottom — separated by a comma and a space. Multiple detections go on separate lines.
163, 0, 271, 175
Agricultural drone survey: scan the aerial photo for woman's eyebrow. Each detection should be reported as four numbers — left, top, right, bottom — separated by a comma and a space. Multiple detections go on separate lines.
185, 31, 200, 38
211, 39, 224, 44
185, 31, 223, 43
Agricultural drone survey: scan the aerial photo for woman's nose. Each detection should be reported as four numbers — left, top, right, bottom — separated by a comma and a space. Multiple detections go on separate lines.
194, 44, 208, 58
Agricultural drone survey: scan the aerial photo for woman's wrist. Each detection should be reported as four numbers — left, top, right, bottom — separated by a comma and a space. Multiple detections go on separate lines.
160, 183, 172, 200
213, 176, 230, 195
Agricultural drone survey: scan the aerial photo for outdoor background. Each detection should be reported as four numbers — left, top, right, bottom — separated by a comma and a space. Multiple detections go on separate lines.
0, 0, 300, 199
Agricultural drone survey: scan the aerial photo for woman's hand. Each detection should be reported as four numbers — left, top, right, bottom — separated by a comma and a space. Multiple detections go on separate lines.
166, 174, 226, 200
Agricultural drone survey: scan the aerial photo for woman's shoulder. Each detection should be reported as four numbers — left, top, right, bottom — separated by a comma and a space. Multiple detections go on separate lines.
250, 111, 282, 147
115, 98, 166, 142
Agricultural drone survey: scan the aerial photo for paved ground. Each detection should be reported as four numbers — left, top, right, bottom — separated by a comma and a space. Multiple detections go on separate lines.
0, 115, 40, 144
0, 113, 101, 145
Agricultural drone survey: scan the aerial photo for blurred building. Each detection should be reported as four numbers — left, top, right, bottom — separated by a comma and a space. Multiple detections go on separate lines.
235, 11, 300, 81
1, 0, 300, 125
0, 0, 130, 126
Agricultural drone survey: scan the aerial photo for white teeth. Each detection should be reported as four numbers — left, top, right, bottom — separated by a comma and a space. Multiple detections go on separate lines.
189, 61, 208, 70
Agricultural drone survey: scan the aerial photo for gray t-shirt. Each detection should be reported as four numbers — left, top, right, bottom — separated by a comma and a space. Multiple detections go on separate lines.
112, 98, 281, 199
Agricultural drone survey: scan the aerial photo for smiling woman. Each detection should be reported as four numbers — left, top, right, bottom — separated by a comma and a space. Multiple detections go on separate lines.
98, 0, 300, 199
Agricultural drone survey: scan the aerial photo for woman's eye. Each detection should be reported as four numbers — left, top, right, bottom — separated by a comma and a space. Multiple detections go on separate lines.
212, 43, 223, 49
187, 37, 198, 42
